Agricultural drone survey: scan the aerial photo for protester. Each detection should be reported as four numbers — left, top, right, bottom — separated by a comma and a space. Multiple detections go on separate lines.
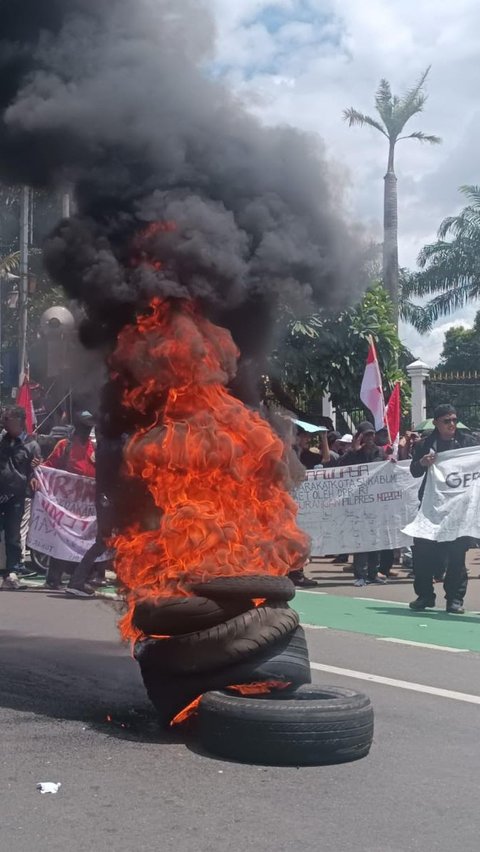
409, 404, 479, 614
38, 410, 96, 589
66, 429, 126, 598
326, 431, 341, 464
42, 410, 95, 478
340, 421, 388, 587
398, 430, 421, 461
290, 425, 322, 587
294, 426, 323, 470
336, 434, 353, 457
0, 406, 41, 591
375, 427, 393, 456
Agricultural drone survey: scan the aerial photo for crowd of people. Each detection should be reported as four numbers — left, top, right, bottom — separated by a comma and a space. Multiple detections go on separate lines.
292, 404, 479, 614
0, 399, 477, 616
0, 405, 116, 597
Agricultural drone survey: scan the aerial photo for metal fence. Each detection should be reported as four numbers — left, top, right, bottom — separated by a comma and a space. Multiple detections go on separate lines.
426, 371, 480, 430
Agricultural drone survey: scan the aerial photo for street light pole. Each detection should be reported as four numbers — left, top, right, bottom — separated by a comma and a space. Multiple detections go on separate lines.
18, 185, 30, 388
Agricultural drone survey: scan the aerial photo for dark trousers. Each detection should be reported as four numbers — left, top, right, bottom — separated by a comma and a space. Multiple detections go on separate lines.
353, 551, 379, 581
379, 549, 394, 576
413, 537, 469, 604
68, 537, 106, 589
0, 497, 25, 577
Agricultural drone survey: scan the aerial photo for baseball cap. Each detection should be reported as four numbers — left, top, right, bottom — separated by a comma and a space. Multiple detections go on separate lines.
339, 433, 353, 443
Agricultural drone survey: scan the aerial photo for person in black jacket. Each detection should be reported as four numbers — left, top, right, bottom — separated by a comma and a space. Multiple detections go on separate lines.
409, 404, 478, 614
0, 406, 41, 591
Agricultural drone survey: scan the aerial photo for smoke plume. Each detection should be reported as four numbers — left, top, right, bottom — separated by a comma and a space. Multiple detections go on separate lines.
0, 0, 363, 404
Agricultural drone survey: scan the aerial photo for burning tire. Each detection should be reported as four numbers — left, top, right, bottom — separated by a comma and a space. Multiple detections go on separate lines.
197, 685, 374, 766
132, 595, 253, 636
139, 626, 311, 728
189, 574, 296, 602
134, 602, 299, 675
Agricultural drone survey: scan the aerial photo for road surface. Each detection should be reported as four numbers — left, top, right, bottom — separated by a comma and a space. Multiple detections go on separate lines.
1, 569, 479, 852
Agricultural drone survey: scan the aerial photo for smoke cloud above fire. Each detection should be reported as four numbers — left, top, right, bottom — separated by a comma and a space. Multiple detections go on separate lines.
0, 0, 363, 402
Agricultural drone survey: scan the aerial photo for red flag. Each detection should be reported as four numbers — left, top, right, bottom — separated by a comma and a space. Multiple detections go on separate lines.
360, 336, 385, 430
16, 379, 36, 434
385, 382, 401, 452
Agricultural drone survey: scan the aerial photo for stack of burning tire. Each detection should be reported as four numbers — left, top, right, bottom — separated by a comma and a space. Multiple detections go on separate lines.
133, 574, 374, 766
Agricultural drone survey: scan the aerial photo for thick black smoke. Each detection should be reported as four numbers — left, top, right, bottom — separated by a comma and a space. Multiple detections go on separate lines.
0, 0, 363, 404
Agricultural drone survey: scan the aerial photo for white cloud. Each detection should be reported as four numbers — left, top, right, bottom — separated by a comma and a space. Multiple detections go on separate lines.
209, 0, 480, 360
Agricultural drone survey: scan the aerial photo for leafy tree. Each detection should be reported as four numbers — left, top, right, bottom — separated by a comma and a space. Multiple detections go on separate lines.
270, 283, 411, 419
436, 312, 480, 371
409, 186, 480, 328
343, 68, 441, 321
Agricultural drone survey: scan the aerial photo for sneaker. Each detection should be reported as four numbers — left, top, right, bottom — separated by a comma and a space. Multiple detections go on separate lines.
13, 564, 37, 579
354, 578, 367, 587
366, 576, 387, 585
293, 576, 320, 589
446, 601, 465, 614
1, 573, 28, 591
409, 596, 435, 611
43, 581, 62, 591
65, 585, 96, 598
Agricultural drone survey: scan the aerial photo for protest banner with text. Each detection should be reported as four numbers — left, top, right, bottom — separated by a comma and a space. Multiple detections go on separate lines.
403, 445, 480, 541
27, 465, 106, 562
294, 460, 419, 555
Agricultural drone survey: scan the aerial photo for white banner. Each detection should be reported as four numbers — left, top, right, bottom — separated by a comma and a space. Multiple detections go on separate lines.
27, 465, 106, 562
294, 460, 419, 555
402, 445, 480, 542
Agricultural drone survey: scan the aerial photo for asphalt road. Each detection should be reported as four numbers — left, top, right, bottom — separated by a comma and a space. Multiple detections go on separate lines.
1, 590, 479, 852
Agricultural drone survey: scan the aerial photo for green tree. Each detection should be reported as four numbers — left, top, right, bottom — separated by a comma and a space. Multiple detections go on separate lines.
436, 312, 480, 371
343, 68, 441, 322
270, 283, 411, 418
409, 185, 480, 328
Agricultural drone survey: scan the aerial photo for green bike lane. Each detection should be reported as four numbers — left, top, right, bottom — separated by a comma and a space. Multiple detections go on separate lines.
25, 575, 480, 652
294, 590, 480, 652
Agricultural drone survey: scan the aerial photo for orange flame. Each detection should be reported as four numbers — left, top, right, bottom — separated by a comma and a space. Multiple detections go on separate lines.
170, 681, 292, 726
112, 297, 309, 640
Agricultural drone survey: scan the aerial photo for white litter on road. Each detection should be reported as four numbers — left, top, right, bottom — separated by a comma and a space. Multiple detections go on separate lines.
37, 782, 61, 795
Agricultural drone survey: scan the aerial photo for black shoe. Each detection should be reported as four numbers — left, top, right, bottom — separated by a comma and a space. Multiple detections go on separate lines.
409, 596, 436, 611
293, 576, 320, 589
65, 585, 96, 598
43, 581, 62, 591
446, 601, 465, 614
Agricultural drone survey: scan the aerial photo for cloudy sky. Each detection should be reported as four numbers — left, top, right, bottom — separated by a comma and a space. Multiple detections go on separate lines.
208, 0, 480, 364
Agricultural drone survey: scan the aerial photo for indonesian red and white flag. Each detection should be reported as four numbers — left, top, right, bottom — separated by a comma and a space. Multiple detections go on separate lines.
16, 379, 36, 434
385, 382, 401, 456
360, 336, 385, 431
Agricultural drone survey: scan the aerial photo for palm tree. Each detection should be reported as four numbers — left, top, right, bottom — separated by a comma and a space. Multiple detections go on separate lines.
0, 250, 20, 278
408, 185, 480, 327
343, 68, 441, 322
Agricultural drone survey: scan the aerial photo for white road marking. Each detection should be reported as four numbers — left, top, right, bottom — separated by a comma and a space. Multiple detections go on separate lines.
295, 590, 327, 595
377, 637, 468, 653
302, 624, 328, 630
355, 597, 409, 606
310, 662, 480, 705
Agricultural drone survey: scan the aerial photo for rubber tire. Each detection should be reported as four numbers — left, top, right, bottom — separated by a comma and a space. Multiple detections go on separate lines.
189, 574, 295, 602
134, 603, 299, 675
132, 596, 254, 636
197, 685, 374, 766
139, 626, 311, 728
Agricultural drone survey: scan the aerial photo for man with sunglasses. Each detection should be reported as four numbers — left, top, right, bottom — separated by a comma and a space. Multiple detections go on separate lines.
409, 404, 478, 613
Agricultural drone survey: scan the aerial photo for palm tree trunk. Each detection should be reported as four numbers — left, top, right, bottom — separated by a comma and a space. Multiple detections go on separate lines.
383, 141, 399, 325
